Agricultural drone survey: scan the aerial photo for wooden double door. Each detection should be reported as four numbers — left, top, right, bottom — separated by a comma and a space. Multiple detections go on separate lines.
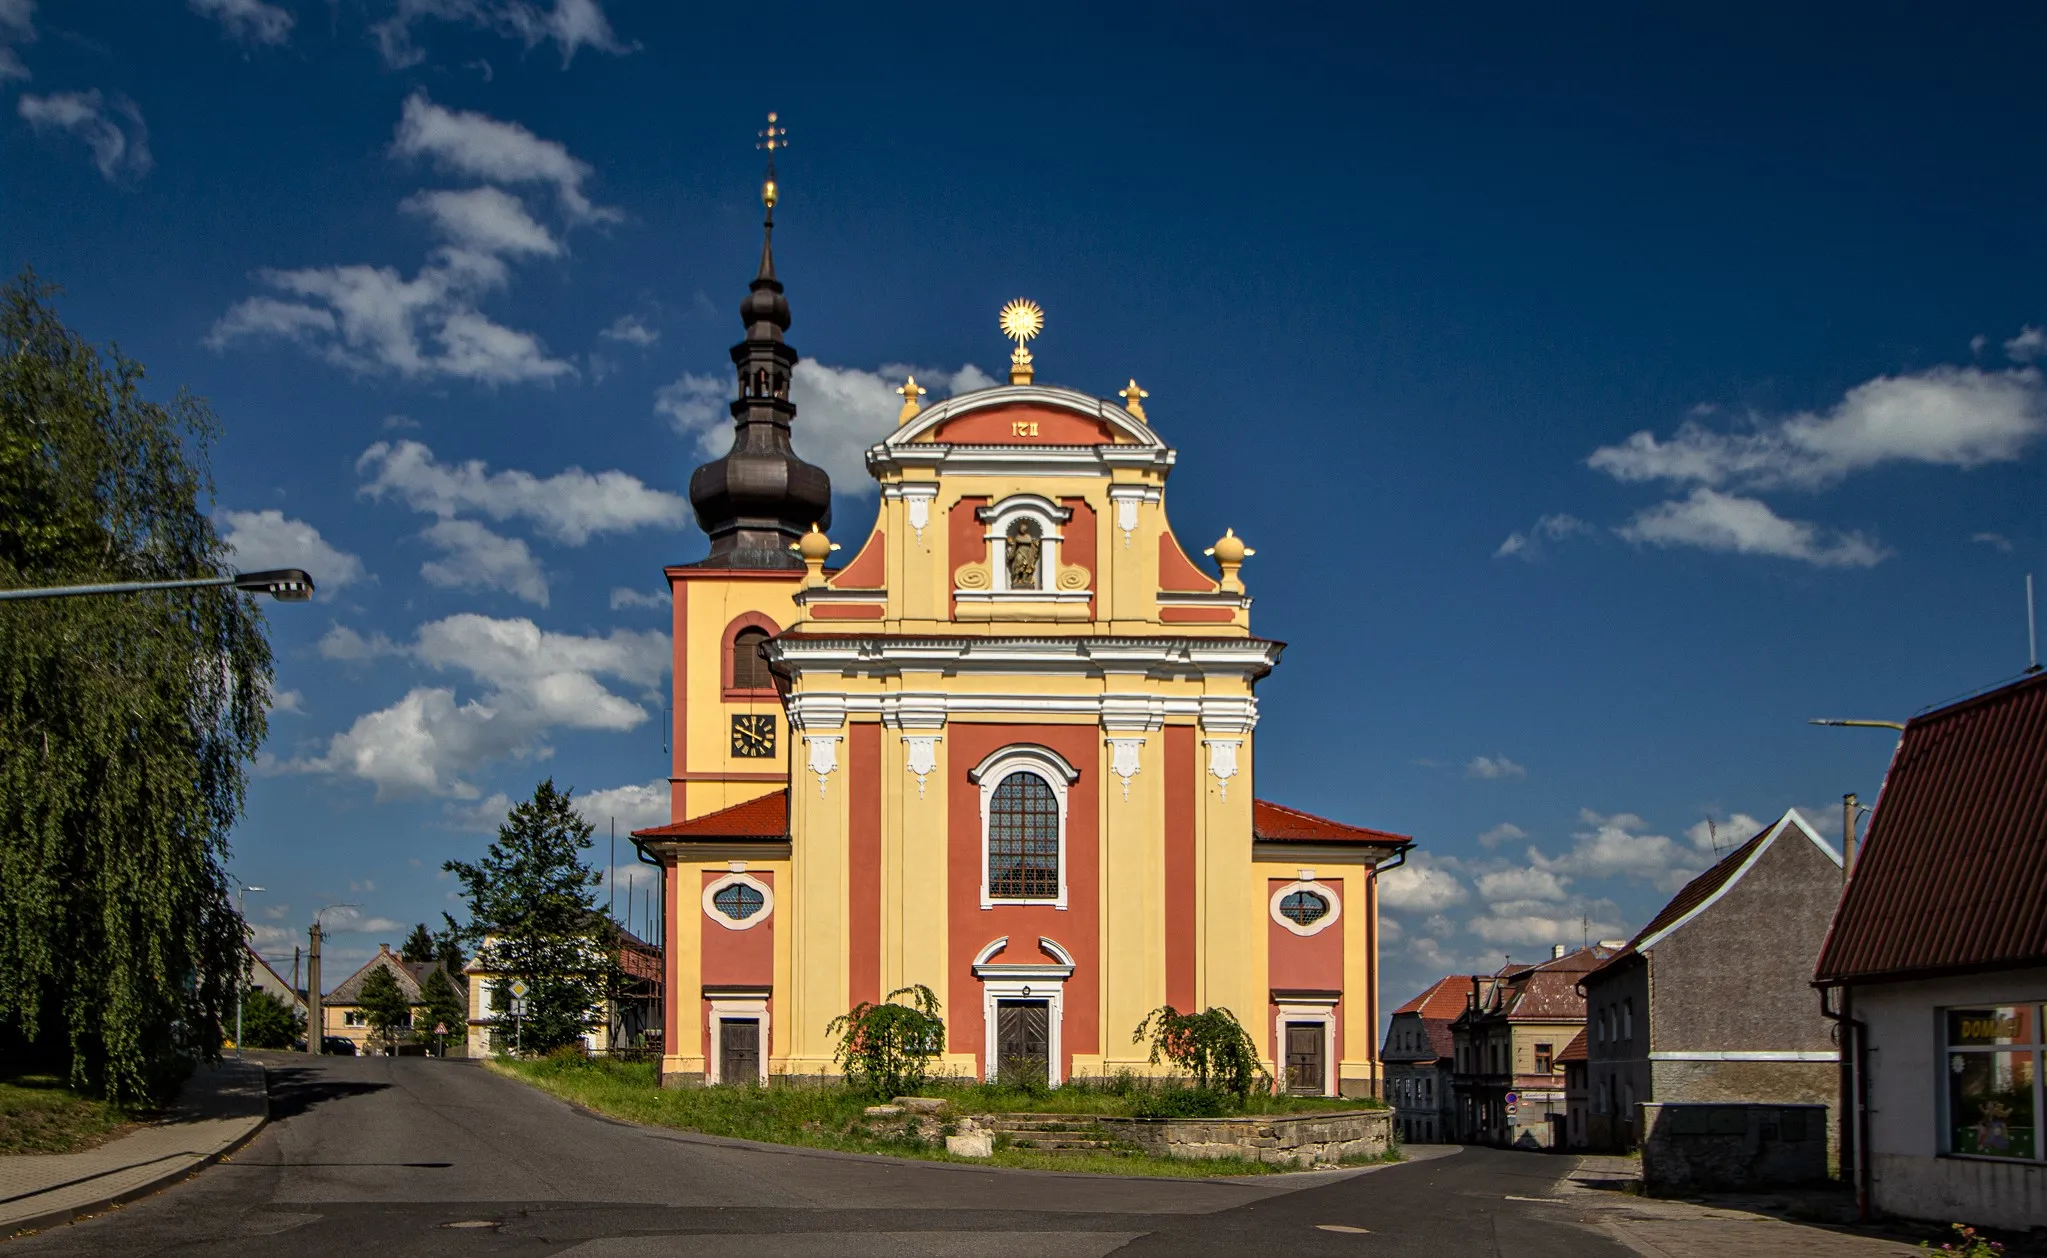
1284, 1021, 1327, 1095
719, 1018, 760, 1085
994, 999, 1050, 1085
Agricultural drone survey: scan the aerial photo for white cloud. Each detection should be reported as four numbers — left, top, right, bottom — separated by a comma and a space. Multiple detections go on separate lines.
1617, 487, 1888, 568
1494, 513, 1590, 561
288, 613, 666, 800
401, 186, 560, 258
1465, 755, 1527, 780
389, 90, 616, 222
575, 779, 668, 833
600, 313, 657, 346
2005, 326, 2047, 362
1973, 531, 2014, 554
1530, 809, 1704, 893
1474, 867, 1570, 903
1589, 364, 2046, 492
357, 439, 689, 543
218, 509, 367, 592
383, 413, 421, 430
418, 518, 549, 605
609, 587, 667, 610
18, 90, 152, 182
1682, 811, 1767, 855
372, 0, 634, 70
1465, 909, 1623, 949
319, 905, 408, 936
1477, 822, 1527, 849
1379, 856, 1469, 913
660, 361, 998, 494
0, 0, 34, 82
272, 688, 306, 715
189, 0, 293, 44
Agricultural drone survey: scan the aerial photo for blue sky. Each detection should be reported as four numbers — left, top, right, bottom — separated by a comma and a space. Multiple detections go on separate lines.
5, 2, 2043, 1004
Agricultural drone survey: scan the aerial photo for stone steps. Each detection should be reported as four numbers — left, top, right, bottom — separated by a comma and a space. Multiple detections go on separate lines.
973, 1113, 1122, 1155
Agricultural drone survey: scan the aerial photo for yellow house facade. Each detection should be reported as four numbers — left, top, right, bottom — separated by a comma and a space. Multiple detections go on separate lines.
633, 182, 1413, 1096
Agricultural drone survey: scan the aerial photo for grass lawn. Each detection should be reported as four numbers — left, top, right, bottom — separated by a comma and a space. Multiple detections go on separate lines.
0, 1074, 142, 1156
495, 1057, 1392, 1178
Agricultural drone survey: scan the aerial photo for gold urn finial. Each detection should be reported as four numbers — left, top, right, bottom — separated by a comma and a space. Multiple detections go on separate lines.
1204, 528, 1256, 594
757, 111, 787, 209
1119, 379, 1150, 422
1000, 298, 1044, 385
896, 375, 927, 425
790, 520, 839, 586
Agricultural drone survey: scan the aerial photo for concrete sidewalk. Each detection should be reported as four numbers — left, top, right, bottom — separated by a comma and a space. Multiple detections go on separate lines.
0, 1058, 267, 1237
1561, 1154, 1919, 1258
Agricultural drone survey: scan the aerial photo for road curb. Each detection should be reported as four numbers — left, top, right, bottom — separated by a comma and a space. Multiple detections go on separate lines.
3, 1062, 270, 1240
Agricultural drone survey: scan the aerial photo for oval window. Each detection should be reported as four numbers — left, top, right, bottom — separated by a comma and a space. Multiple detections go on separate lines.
712, 882, 766, 921
1279, 889, 1330, 927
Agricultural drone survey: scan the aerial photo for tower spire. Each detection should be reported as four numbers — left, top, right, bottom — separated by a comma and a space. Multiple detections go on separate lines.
684, 113, 832, 569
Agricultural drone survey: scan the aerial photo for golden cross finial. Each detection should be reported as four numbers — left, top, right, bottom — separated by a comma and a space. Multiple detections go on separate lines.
896, 375, 927, 425
757, 112, 787, 208
1119, 379, 1149, 422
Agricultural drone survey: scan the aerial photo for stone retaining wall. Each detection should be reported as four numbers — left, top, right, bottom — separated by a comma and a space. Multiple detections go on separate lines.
1098, 1109, 1392, 1168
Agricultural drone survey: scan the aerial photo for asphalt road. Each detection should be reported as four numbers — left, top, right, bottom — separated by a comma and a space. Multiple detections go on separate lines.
6, 1054, 1637, 1256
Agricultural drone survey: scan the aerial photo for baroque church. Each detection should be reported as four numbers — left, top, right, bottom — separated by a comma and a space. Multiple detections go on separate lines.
632, 164, 1414, 1097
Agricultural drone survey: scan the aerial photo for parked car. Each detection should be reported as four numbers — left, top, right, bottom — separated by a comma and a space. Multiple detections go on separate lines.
321, 1036, 357, 1056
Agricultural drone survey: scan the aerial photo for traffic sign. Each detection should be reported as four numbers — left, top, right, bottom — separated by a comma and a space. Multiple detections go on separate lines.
434, 1022, 448, 1036
508, 979, 529, 998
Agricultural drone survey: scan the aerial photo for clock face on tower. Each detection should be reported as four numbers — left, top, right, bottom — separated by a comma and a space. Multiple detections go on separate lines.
730, 713, 776, 759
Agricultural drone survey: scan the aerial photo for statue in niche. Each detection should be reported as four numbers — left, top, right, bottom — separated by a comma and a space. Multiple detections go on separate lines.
1006, 518, 1042, 589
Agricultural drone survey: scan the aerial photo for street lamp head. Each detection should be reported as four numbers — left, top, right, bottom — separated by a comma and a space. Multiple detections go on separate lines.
245, 886, 266, 893
231, 568, 315, 602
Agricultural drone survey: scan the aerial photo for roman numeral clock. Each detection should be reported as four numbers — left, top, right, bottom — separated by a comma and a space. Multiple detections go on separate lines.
730, 713, 776, 758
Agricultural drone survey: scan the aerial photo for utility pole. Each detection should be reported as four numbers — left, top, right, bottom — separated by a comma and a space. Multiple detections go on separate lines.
1843, 793, 1858, 882
306, 922, 322, 1055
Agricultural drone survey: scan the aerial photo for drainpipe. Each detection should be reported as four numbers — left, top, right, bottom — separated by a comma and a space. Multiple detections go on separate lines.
1367, 845, 1408, 1100
1819, 983, 1871, 1222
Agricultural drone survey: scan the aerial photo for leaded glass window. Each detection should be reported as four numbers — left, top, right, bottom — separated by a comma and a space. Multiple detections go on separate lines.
713, 882, 766, 921
1280, 889, 1330, 926
988, 771, 1059, 899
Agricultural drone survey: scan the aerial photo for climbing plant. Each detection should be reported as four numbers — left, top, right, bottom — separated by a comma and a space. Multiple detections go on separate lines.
1132, 1005, 1269, 1102
827, 985, 946, 1099
0, 270, 273, 1105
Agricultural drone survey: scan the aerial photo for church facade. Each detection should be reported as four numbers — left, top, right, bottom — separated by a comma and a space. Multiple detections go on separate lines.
633, 185, 1412, 1097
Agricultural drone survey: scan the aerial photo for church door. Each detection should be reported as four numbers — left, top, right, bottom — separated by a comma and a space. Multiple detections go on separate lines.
719, 1019, 760, 1085
1284, 1022, 1326, 1095
994, 1000, 1049, 1085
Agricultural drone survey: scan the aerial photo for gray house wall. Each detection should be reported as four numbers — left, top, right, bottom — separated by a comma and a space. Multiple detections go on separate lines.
1585, 958, 1651, 1150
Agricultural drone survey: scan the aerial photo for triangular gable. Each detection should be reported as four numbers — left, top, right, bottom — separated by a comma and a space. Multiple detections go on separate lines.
1632, 808, 1841, 956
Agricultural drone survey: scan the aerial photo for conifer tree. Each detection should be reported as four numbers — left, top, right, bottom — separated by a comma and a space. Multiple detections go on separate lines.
417, 966, 465, 1053
0, 271, 273, 1104
399, 923, 435, 964
444, 780, 618, 1054
357, 964, 411, 1055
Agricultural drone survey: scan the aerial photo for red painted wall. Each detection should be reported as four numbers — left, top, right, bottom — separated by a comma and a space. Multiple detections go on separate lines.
1164, 724, 1197, 1011
1060, 496, 1096, 615
699, 869, 775, 1062
929, 405, 1113, 445
947, 723, 1100, 1078
1266, 877, 1345, 1071
848, 723, 881, 1008
1157, 530, 1217, 592
830, 530, 886, 589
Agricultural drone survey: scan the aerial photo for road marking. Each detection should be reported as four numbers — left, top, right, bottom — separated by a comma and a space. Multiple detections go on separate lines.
441, 1220, 498, 1229
1317, 1224, 1371, 1233
1504, 1195, 1567, 1204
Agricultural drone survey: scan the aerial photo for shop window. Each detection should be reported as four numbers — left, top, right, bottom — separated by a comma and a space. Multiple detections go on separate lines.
1944, 1005, 2043, 1162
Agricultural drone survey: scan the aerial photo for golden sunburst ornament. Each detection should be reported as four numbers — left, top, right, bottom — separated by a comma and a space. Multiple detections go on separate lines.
1000, 298, 1044, 384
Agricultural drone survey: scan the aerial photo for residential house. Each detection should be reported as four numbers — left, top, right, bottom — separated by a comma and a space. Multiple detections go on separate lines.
324, 944, 466, 1055
246, 946, 307, 1017
1814, 670, 2047, 1230
1450, 945, 1615, 1148
1386, 975, 1479, 1143
1580, 808, 1843, 1152
464, 921, 664, 1058
1558, 1028, 1590, 1149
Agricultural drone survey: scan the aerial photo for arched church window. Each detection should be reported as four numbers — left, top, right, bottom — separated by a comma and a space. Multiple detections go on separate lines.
731, 627, 773, 691
1005, 518, 1043, 590
987, 771, 1060, 899
1279, 889, 1330, 926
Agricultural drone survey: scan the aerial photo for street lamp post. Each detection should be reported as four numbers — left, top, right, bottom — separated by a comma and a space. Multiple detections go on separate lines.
233, 880, 265, 1056
0, 568, 316, 602
307, 903, 359, 1056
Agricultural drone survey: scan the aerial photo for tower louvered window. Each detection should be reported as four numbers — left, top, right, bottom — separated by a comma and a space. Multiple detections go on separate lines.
987, 772, 1060, 899
732, 627, 772, 690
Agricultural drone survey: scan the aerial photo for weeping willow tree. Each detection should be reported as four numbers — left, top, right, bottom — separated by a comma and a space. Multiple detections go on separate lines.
0, 271, 273, 1105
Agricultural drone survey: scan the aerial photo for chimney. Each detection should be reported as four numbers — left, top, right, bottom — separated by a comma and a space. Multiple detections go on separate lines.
1551, 944, 1566, 960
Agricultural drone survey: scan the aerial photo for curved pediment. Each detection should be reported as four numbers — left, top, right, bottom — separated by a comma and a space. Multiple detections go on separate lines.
885, 384, 1165, 452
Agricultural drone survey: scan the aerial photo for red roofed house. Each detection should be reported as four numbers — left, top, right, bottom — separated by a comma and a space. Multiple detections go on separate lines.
1450, 945, 1616, 1148
1814, 670, 2047, 1229
1558, 1028, 1591, 1149
1386, 975, 1482, 1143
630, 188, 1415, 1094
1579, 808, 1844, 1152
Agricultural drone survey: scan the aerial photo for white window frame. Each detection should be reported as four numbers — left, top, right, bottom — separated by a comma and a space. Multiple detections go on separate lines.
978, 495, 1070, 593
972, 936, 1074, 1085
702, 871, 774, 932
1269, 877, 1342, 937
707, 995, 771, 1086
1275, 996, 1339, 1098
971, 745, 1077, 909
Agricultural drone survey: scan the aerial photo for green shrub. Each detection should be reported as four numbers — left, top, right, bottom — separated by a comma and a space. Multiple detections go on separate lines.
826, 985, 945, 1099
1128, 1086, 1230, 1119
1132, 1006, 1268, 1102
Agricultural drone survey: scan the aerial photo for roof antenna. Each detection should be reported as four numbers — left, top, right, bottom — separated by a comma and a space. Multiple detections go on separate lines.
1705, 816, 1724, 859
2027, 574, 2040, 675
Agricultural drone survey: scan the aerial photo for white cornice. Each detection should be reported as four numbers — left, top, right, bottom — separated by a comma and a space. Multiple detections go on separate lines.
784, 689, 1261, 731
765, 635, 1282, 678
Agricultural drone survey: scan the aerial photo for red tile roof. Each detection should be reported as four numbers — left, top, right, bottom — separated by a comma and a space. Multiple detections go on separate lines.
1253, 799, 1411, 847
1394, 974, 1479, 1020
1557, 1028, 1589, 1064
632, 789, 788, 841
1816, 671, 2047, 985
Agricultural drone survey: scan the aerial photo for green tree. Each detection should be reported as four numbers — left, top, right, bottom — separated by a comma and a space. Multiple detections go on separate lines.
0, 272, 274, 1105
417, 967, 465, 1055
399, 923, 435, 964
1133, 1006, 1269, 1103
444, 780, 617, 1055
826, 985, 945, 1099
239, 987, 302, 1050
430, 915, 466, 975
357, 964, 412, 1055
